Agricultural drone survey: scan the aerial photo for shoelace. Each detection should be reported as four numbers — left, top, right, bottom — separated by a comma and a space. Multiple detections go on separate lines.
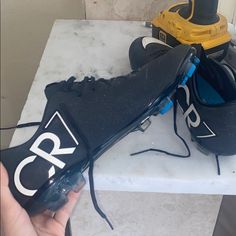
62, 75, 129, 96
0, 122, 41, 130
131, 94, 191, 158
88, 155, 114, 229
62, 75, 124, 229
215, 155, 221, 175
131, 93, 223, 176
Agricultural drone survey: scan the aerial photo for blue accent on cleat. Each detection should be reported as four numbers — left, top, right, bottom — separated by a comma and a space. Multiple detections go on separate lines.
159, 99, 174, 115
181, 60, 198, 86
187, 64, 196, 78
181, 75, 189, 85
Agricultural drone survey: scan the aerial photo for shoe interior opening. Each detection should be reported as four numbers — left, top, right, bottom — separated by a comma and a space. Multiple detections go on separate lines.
196, 59, 236, 105
196, 74, 225, 105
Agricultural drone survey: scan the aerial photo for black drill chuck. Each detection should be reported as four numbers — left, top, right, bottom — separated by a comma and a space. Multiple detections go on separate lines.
179, 0, 220, 25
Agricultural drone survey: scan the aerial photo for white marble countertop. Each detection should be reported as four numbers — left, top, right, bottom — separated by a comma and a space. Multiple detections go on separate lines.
11, 20, 236, 195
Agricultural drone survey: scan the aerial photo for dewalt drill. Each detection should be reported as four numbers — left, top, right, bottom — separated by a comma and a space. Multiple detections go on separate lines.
152, 0, 231, 60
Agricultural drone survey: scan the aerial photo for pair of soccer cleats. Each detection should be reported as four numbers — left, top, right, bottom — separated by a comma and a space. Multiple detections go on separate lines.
1, 44, 199, 228
129, 37, 236, 173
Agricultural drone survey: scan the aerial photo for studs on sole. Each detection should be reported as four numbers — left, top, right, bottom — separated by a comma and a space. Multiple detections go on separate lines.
181, 56, 199, 86
159, 97, 174, 115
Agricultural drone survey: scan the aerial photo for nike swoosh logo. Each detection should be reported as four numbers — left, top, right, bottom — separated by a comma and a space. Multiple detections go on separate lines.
142, 37, 171, 49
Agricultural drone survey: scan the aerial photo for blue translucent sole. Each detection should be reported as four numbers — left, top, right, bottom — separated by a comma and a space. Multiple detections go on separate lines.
27, 164, 86, 214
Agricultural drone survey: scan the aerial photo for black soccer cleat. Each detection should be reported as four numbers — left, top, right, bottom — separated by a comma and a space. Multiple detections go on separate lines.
178, 48, 236, 156
129, 36, 236, 157
129, 36, 172, 71
0, 45, 197, 227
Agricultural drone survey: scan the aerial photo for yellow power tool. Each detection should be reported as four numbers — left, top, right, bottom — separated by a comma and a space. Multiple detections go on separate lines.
152, 0, 231, 60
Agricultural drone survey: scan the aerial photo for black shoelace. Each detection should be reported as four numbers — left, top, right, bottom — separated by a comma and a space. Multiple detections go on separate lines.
65, 77, 115, 229
88, 155, 114, 229
62, 76, 128, 96
215, 155, 221, 175
0, 122, 41, 130
131, 94, 191, 158
131, 93, 222, 176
